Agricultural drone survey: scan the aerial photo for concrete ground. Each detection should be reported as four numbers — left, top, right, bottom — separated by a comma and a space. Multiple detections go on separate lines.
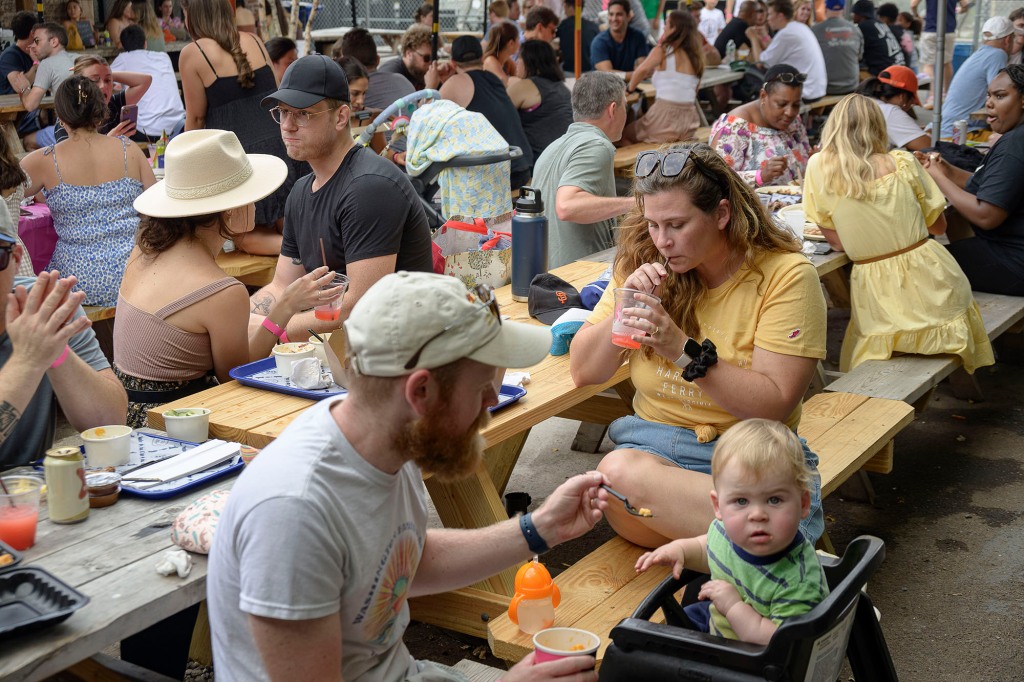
407, 360, 1024, 681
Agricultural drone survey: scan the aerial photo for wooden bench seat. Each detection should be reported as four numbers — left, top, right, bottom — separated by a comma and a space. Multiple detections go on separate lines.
487, 391, 914, 667
613, 128, 712, 178
824, 291, 1024, 407
800, 94, 847, 115
84, 305, 115, 323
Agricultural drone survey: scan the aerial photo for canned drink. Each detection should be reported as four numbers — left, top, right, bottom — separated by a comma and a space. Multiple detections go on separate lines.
952, 119, 968, 146
44, 447, 89, 524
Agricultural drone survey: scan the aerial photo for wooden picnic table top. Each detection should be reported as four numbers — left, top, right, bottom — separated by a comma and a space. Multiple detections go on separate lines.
0, 94, 54, 116
215, 249, 278, 287
0, 437, 226, 681
583, 244, 850, 279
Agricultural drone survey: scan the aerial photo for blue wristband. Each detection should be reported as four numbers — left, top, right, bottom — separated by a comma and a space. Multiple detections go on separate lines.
520, 512, 550, 554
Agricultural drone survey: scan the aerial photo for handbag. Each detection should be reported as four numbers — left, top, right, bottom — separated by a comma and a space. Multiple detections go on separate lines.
432, 217, 512, 288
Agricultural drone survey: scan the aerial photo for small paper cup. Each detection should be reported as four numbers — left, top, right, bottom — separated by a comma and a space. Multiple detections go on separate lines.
308, 333, 332, 365
162, 407, 212, 443
272, 341, 317, 376
81, 425, 133, 468
532, 627, 600, 664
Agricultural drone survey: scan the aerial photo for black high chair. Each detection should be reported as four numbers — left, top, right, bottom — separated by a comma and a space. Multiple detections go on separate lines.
599, 535, 899, 682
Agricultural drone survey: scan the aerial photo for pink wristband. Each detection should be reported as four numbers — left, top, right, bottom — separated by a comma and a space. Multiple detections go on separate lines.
261, 317, 288, 343
50, 345, 70, 370
755, 169, 763, 186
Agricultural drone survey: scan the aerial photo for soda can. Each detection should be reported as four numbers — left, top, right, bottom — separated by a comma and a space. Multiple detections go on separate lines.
952, 119, 968, 146
44, 447, 89, 524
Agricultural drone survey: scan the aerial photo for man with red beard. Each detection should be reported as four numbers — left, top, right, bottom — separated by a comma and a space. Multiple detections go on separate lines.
209, 271, 610, 682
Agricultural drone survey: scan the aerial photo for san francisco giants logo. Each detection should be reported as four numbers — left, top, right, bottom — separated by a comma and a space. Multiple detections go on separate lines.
555, 291, 568, 304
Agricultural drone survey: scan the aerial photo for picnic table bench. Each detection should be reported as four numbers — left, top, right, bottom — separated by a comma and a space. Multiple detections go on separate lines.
488, 390, 915, 668
824, 291, 1024, 409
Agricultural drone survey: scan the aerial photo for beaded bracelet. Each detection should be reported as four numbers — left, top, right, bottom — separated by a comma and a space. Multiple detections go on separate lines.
681, 339, 718, 382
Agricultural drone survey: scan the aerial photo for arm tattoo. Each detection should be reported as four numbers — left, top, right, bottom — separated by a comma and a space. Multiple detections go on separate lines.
0, 400, 22, 445
251, 292, 276, 315
291, 257, 302, 266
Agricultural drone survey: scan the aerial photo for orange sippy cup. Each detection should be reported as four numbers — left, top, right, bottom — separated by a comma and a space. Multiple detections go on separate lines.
508, 559, 561, 634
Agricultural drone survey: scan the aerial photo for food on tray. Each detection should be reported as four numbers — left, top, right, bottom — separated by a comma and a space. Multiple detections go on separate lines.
275, 342, 313, 354
804, 224, 823, 237
755, 185, 802, 195
0, 551, 14, 567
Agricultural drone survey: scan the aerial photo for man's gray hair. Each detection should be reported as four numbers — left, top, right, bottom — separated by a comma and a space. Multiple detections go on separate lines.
572, 71, 626, 122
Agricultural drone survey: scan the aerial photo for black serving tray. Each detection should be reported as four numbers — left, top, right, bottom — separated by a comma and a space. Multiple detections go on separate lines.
0, 539, 90, 639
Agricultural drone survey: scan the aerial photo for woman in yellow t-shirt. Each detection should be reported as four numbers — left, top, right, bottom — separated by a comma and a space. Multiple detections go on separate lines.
803, 94, 994, 374
570, 142, 827, 548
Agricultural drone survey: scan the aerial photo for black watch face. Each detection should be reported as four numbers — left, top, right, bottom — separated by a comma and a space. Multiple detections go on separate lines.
685, 338, 702, 358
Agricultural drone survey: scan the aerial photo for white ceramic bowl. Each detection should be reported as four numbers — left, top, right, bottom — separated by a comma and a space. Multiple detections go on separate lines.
272, 341, 317, 376
307, 333, 332, 365
80, 425, 133, 468
162, 407, 212, 443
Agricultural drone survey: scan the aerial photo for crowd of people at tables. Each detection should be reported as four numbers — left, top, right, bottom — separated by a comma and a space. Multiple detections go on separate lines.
1, 0, 1024, 679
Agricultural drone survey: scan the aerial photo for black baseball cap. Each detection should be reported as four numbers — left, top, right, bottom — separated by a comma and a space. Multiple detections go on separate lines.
851, 0, 875, 17
528, 273, 585, 325
261, 54, 350, 110
451, 36, 483, 63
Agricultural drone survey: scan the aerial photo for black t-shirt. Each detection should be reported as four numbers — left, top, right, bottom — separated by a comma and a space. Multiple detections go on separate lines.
557, 17, 600, 73
714, 17, 751, 58
379, 57, 426, 91
281, 145, 433, 276
966, 125, 1024, 265
54, 90, 127, 143
466, 70, 534, 180
858, 19, 904, 75
0, 45, 33, 95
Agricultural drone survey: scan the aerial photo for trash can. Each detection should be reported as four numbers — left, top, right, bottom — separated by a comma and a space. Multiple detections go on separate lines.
952, 42, 973, 75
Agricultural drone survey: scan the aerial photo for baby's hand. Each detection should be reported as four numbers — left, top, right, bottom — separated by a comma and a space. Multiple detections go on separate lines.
635, 539, 686, 577
698, 579, 742, 613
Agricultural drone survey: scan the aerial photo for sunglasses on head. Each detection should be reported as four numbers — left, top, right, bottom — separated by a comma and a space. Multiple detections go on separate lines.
634, 146, 722, 190
765, 72, 807, 86
0, 233, 15, 272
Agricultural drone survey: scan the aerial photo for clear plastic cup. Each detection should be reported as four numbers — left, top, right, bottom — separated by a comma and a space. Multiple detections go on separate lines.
0, 476, 42, 550
611, 288, 660, 349
313, 273, 349, 323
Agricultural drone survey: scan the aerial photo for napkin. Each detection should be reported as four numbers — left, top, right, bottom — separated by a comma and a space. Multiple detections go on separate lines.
125, 440, 239, 489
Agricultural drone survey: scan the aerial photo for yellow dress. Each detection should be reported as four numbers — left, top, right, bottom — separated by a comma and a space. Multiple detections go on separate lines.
803, 150, 994, 373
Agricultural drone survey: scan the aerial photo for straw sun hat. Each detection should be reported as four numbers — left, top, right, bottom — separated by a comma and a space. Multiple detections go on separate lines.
133, 129, 288, 218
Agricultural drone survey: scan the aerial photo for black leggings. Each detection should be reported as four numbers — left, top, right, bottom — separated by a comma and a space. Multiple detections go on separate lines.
120, 603, 201, 678
947, 239, 1024, 296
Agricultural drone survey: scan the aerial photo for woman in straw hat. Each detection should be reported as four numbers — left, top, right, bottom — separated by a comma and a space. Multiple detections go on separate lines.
113, 129, 343, 426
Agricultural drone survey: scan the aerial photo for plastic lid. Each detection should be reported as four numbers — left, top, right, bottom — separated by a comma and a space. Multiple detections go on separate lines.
513, 559, 555, 599
85, 472, 122, 488
514, 186, 544, 214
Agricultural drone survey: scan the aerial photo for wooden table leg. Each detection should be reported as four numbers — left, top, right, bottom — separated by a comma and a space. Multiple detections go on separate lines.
484, 430, 530, 499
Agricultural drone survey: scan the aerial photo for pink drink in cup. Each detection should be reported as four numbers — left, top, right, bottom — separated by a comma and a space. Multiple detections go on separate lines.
611, 288, 659, 349
0, 476, 42, 551
314, 273, 349, 322
533, 627, 601, 664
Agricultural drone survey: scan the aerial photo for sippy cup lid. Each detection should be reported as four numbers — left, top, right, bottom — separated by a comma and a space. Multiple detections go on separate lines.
513, 560, 556, 599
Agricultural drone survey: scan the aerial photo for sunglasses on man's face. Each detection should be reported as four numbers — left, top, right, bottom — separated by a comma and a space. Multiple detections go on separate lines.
766, 72, 807, 86
0, 234, 16, 272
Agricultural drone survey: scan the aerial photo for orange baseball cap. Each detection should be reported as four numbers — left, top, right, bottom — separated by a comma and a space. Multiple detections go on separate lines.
878, 65, 921, 106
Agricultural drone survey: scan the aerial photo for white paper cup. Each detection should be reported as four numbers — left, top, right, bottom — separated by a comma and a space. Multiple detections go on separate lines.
162, 407, 212, 443
779, 207, 805, 240
272, 342, 317, 376
308, 333, 332, 365
81, 425, 133, 467
533, 627, 600, 664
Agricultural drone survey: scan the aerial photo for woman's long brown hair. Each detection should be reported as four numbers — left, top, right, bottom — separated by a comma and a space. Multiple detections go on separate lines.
182, 0, 255, 88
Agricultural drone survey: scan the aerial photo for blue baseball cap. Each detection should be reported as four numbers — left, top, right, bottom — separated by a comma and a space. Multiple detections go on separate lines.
825, 0, 844, 9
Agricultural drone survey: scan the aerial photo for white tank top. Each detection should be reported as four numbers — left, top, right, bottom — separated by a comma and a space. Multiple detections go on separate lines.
651, 50, 700, 104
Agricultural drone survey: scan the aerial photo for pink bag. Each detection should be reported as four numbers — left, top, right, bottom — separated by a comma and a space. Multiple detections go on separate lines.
170, 489, 230, 554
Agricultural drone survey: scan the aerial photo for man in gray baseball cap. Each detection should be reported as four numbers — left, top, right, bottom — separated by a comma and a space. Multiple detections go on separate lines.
210, 271, 609, 681
248, 54, 434, 340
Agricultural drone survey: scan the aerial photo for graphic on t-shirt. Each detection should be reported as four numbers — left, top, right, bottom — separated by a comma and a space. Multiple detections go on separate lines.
355, 523, 421, 646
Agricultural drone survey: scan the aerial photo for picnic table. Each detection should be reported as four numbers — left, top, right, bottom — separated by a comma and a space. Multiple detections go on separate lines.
148, 258, 630, 636
0, 452, 227, 681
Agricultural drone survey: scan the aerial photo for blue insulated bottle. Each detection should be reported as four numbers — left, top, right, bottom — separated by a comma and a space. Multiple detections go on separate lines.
511, 187, 548, 302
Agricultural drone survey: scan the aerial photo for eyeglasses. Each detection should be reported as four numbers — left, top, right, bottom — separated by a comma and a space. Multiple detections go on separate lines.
0, 234, 15, 272
403, 284, 501, 370
416, 51, 434, 62
635, 146, 719, 182
269, 105, 339, 127
765, 72, 807, 86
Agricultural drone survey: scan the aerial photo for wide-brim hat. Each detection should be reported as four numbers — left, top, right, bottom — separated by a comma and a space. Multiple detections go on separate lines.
133, 130, 287, 218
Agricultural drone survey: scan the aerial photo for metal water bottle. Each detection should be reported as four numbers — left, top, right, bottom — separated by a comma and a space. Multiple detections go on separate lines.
511, 187, 548, 302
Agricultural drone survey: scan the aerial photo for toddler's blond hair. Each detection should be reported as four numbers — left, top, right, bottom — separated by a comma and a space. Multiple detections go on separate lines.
711, 419, 811, 492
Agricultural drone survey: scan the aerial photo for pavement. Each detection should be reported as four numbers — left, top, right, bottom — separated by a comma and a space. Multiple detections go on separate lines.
407, 355, 1024, 681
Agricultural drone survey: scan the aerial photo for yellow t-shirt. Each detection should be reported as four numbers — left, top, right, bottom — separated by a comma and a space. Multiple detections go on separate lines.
587, 251, 826, 432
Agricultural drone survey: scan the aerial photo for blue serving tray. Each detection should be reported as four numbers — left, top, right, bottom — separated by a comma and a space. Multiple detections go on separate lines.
80, 431, 243, 500
229, 357, 527, 412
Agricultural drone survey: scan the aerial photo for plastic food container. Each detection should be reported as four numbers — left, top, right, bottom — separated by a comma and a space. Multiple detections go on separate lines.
271, 342, 317, 376
85, 472, 122, 508
0, 539, 90, 637
162, 407, 212, 443
80, 425, 133, 468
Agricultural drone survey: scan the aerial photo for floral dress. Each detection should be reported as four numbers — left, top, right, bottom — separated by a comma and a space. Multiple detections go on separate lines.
710, 113, 812, 187
44, 137, 144, 307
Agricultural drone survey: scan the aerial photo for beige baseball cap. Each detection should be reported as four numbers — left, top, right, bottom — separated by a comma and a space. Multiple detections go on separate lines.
344, 272, 552, 377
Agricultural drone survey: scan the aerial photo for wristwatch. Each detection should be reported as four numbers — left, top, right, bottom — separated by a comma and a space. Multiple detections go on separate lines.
674, 338, 703, 369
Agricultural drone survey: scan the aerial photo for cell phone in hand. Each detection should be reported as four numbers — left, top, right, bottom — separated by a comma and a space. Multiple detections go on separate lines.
120, 104, 138, 125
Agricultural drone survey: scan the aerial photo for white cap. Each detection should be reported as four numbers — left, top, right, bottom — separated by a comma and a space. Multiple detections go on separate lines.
982, 16, 1022, 41
343, 271, 552, 377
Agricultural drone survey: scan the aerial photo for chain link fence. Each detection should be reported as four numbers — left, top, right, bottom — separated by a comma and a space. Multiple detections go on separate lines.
309, 0, 487, 32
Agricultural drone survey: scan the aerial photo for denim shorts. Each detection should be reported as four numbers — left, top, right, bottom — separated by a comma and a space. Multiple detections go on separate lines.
608, 415, 826, 543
